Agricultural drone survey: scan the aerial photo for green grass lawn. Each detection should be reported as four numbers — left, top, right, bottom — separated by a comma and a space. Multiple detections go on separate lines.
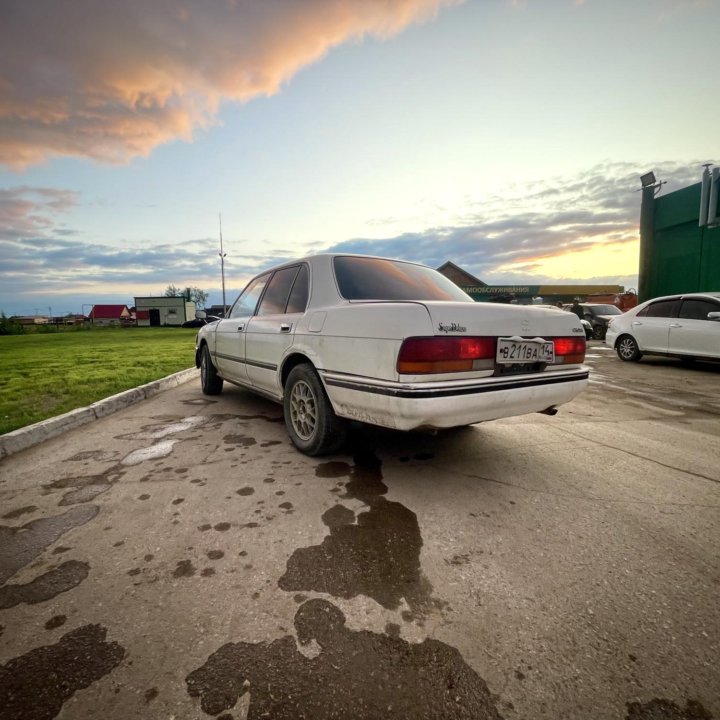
0, 327, 198, 434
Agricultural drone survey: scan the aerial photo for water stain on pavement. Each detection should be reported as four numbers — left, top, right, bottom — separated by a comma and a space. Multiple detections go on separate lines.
626, 698, 713, 719
0, 506, 98, 585
116, 415, 209, 441
0, 624, 125, 720
65, 449, 119, 462
2, 505, 38, 520
173, 559, 196, 578
235, 413, 284, 423
44, 615, 66, 630
315, 461, 352, 479
0, 561, 90, 609
278, 449, 432, 615
58, 484, 112, 506
186, 598, 503, 719
224, 435, 257, 448
44, 467, 126, 506
121, 439, 180, 466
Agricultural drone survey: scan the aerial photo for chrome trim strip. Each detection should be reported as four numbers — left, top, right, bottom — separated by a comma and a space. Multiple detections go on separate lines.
322, 369, 589, 399
213, 352, 277, 371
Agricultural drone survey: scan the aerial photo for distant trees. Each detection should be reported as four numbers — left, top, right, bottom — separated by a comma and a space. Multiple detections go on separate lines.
163, 285, 208, 308
0, 312, 25, 335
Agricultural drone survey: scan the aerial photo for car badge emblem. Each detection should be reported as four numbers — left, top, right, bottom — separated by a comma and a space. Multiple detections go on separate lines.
438, 322, 467, 333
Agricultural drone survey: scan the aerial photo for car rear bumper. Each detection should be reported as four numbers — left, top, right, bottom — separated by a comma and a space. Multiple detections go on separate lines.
321, 367, 589, 430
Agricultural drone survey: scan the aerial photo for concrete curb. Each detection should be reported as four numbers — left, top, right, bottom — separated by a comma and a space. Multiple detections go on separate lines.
0, 367, 199, 461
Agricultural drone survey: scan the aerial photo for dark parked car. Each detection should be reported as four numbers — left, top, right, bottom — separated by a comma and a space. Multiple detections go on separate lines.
536, 305, 593, 340
182, 313, 222, 329
565, 303, 622, 340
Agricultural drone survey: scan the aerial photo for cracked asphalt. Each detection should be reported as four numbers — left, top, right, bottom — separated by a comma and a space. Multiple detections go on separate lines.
1, 343, 718, 720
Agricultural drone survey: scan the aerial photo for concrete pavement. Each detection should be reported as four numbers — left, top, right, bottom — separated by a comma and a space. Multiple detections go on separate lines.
1, 348, 718, 720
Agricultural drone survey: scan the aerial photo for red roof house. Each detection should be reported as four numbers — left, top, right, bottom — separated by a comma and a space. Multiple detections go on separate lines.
88, 304, 132, 326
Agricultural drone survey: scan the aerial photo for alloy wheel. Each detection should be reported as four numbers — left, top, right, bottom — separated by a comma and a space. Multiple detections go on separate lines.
289, 380, 317, 441
618, 337, 637, 360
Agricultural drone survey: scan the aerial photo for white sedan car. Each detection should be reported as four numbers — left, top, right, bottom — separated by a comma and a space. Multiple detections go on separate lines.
195, 254, 588, 455
606, 291, 720, 363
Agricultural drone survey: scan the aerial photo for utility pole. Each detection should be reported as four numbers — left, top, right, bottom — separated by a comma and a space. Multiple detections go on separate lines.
219, 213, 227, 316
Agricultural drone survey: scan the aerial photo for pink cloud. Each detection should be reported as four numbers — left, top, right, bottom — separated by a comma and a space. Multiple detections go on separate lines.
0, 0, 460, 168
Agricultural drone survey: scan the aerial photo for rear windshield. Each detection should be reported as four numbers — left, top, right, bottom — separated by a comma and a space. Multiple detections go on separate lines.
590, 304, 622, 315
333, 256, 473, 302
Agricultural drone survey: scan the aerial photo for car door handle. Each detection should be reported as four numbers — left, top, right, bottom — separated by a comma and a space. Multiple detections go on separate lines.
280, 323, 292, 333
670, 323, 682, 328
237, 323, 245, 332
632, 321, 643, 326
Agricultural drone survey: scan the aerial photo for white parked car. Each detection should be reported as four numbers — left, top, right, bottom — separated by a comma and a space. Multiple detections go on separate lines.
195, 255, 588, 455
606, 292, 720, 362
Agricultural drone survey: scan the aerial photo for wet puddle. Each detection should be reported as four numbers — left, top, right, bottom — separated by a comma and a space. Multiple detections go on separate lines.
0, 624, 125, 720
278, 448, 433, 617
186, 598, 503, 719
0, 561, 89, 609
0, 506, 98, 585
626, 698, 712, 719
2, 505, 39, 520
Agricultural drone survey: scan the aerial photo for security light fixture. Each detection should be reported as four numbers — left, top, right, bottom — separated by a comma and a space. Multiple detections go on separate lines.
640, 171, 656, 188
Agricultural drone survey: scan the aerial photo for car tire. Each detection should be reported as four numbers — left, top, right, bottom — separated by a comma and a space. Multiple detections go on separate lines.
593, 325, 605, 340
284, 364, 347, 456
200, 344, 223, 395
616, 335, 642, 362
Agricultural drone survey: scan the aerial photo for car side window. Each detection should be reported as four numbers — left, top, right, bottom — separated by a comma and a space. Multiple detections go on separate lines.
643, 299, 679, 318
257, 266, 300, 316
679, 299, 719, 321
286, 265, 309, 314
229, 274, 270, 319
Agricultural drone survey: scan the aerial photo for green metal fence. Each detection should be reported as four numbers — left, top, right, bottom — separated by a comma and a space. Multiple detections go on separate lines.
640, 181, 720, 301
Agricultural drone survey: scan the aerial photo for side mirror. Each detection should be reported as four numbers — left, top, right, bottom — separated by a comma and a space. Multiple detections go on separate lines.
195, 310, 207, 320
707, 312, 720, 321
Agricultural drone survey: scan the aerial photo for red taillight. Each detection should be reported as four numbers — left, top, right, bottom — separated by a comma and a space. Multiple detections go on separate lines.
553, 337, 586, 364
398, 336, 496, 374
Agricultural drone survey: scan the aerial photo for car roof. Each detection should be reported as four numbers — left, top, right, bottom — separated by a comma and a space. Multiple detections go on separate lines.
269, 252, 428, 269
643, 292, 720, 303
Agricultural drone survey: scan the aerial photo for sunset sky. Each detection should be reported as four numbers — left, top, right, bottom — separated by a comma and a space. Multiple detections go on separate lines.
1, 0, 717, 316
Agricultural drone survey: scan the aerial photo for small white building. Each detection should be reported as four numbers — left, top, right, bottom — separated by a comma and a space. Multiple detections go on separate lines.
134, 296, 195, 327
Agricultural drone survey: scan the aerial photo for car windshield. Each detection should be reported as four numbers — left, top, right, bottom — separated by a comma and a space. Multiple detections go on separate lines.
591, 305, 622, 315
333, 256, 473, 302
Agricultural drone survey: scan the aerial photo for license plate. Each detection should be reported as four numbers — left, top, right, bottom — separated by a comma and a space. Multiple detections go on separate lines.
496, 337, 554, 364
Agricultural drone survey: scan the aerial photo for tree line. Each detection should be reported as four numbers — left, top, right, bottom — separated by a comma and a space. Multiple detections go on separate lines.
164, 285, 208, 307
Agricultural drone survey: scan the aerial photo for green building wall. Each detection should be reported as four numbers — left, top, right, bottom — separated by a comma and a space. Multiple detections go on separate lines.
640, 181, 720, 301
